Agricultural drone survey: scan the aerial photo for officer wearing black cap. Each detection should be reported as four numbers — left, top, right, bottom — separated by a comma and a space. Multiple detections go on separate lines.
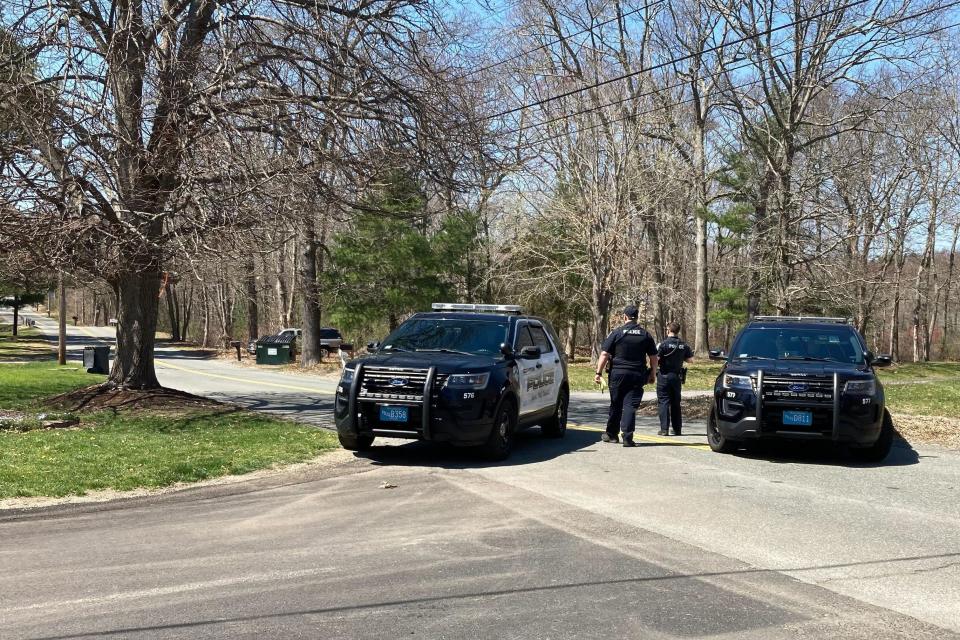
594, 305, 659, 447
656, 321, 694, 436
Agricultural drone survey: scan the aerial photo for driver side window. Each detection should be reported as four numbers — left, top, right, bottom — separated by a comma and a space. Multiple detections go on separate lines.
514, 325, 535, 350
529, 325, 554, 353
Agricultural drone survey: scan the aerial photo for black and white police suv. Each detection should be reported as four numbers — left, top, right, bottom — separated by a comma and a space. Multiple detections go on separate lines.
707, 316, 894, 462
334, 303, 569, 460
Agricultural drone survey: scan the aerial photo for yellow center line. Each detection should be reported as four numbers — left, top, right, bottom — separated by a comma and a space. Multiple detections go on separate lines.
568, 423, 712, 450
155, 358, 336, 395
76, 325, 111, 344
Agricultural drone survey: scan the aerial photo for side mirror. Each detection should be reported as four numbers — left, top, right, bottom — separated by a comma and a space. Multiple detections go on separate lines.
520, 346, 541, 359
366, 341, 380, 353
708, 348, 728, 361
872, 354, 893, 367
500, 342, 514, 358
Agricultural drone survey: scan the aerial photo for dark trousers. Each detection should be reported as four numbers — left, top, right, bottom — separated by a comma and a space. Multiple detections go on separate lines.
657, 372, 682, 432
606, 370, 646, 437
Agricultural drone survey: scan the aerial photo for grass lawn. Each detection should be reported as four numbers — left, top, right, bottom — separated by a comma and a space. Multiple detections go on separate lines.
0, 324, 51, 360
877, 361, 960, 381
0, 362, 339, 499
884, 380, 960, 419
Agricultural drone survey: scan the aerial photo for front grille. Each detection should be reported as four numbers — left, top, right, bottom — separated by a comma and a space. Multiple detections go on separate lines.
360, 366, 428, 403
761, 375, 834, 406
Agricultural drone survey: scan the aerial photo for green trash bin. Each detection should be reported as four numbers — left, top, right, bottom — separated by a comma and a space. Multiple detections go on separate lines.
256, 334, 295, 365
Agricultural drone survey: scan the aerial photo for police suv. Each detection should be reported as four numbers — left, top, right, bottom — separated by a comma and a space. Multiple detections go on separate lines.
708, 316, 894, 462
335, 304, 570, 460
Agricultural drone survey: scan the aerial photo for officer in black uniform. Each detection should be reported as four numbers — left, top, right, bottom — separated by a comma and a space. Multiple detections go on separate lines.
656, 321, 694, 436
594, 305, 659, 447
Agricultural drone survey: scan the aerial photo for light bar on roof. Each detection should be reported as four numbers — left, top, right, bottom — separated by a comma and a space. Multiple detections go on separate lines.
753, 316, 850, 324
432, 303, 523, 314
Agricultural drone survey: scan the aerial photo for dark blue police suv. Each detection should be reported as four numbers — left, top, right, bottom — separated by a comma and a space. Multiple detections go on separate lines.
335, 304, 569, 460
708, 316, 894, 462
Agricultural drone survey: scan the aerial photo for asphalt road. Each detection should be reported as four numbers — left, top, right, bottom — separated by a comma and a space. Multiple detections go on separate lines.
3, 311, 959, 639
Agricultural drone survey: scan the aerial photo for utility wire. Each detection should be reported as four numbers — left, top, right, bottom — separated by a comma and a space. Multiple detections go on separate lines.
455, 0, 665, 80
486, 0, 879, 121
502, 0, 960, 139
506, 15, 960, 154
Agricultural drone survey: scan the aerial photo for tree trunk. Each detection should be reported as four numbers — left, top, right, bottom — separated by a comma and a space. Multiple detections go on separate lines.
164, 279, 181, 342
11, 295, 19, 337
298, 221, 322, 366
201, 285, 211, 348
566, 317, 577, 362
940, 225, 960, 357
109, 269, 161, 388
57, 276, 67, 365
245, 257, 259, 341
590, 280, 613, 363
692, 122, 709, 355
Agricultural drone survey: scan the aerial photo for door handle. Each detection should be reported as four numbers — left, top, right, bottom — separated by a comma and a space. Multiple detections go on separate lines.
554, 359, 560, 363
536, 363, 543, 369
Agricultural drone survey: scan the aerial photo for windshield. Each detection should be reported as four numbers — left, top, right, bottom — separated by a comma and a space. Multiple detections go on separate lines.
731, 327, 866, 364
381, 319, 509, 356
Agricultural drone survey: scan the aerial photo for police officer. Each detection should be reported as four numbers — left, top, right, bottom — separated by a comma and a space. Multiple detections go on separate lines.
656, 321, 694, 436
594, 305, 659, 447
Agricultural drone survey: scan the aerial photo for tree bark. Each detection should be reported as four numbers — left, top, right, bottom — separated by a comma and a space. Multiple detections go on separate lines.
298, 221, 322, 366
109, 269, 162, 388
566, 318, 577, 361
245, 257, 259, 341
57, 276, 67, 366
11, 295, 19, 337
164, 279, 181, 342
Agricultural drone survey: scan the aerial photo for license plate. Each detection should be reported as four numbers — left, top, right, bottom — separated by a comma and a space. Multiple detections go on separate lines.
379, 406, 409, 423
782, 410, 813, 426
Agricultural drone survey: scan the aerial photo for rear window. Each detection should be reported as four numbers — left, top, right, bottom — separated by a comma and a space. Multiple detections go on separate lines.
732, 326, 865, 364
320, 329, 341, 339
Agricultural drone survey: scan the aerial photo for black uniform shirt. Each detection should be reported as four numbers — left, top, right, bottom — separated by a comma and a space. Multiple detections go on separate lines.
657, 336, 693, 374
601, 321, 657, 373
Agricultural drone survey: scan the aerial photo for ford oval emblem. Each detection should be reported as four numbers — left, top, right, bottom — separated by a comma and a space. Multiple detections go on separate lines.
789, 383, 809, 393
389, 378, 408, 387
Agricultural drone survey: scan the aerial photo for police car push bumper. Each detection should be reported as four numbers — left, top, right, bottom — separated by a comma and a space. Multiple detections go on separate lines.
713, 369, 883, 445
335, 363, 505, 446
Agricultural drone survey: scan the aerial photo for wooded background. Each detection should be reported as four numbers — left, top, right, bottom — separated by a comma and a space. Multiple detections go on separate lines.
3, 0, 960, 387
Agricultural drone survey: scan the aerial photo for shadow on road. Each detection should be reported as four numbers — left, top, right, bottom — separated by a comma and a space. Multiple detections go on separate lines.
730, 437, 920, 468
358, 426, 600, 469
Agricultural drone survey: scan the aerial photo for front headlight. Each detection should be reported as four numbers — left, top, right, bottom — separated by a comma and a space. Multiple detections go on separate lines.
341, 367, 356, 385
445, 372, 490, 389
844, 379, 876, 395
723, 374, 752, 390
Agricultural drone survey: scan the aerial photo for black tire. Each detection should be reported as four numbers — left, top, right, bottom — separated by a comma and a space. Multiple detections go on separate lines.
707, 406, 739, 454
480, 399, 516, 461
850, 410, 894, 463
338, 432, 374, 451
541, 389, 568, 438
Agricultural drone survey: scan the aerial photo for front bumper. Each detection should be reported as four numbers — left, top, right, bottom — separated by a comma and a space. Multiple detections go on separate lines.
334, 365, 500, 447
715, 375, 883, 447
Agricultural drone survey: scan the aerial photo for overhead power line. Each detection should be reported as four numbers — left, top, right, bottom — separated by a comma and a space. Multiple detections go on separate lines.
503, 0, 960, 139
485, 0, 878, 122
505, 15, 960, 155
455, 0, 665, 80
